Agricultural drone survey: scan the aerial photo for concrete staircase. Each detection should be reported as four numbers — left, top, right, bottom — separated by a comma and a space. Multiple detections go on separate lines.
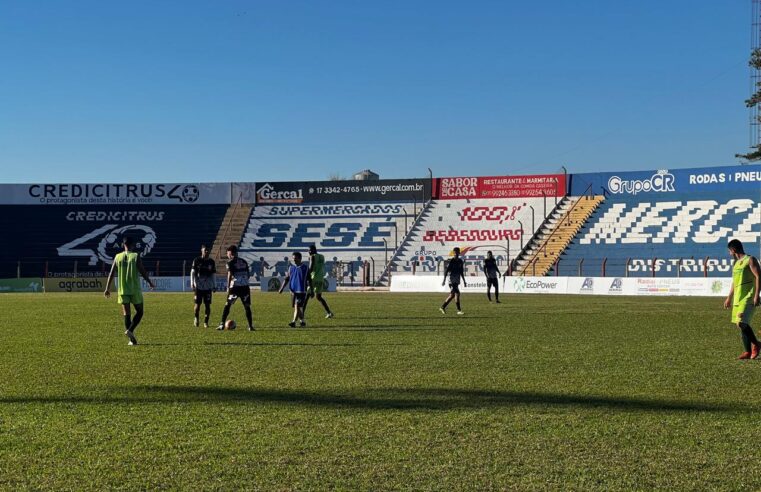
514, 195, 605, 276
210, 201, 254, 262
377, 200, 435, 285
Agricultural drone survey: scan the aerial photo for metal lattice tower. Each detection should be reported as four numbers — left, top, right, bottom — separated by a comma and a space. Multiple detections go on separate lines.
752, 0, 761, 147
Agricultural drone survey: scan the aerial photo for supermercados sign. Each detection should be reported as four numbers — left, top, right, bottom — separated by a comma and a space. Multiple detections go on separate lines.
0, 183, 232, 205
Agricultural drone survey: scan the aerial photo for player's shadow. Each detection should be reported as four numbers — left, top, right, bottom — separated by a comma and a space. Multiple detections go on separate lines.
203, 341, 406, 347
369, 316, 499, 320
0, 386, 753, 414
310, 326, 457, 332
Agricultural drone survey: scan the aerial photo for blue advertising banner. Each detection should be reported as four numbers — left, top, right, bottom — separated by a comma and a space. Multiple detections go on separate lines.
569, 164, 761, 197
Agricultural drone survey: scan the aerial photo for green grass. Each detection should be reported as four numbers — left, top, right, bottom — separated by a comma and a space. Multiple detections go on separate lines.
0, 291, 758, 490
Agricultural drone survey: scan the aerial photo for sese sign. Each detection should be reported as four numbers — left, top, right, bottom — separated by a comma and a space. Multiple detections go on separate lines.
436, 174, 565, 199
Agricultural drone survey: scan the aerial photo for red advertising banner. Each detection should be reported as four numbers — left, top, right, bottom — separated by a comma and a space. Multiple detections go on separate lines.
434, 174, 566, 199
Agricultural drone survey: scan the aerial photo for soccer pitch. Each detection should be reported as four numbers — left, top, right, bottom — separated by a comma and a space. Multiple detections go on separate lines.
1, 292, 759, 490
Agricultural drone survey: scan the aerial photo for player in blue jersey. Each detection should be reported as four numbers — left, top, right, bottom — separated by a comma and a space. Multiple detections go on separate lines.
279, 251, 309, 328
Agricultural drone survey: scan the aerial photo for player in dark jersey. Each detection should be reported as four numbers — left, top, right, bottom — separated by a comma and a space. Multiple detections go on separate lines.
440, 247, 467, 315
191, 244, 216, 327
483, 251, 502, 303
217, 245, 254, 331
279, 251, 309, 327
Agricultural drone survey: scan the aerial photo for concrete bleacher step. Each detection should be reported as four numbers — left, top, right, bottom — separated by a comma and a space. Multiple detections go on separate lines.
517, 195, 605, 276
211, 203, 254, 261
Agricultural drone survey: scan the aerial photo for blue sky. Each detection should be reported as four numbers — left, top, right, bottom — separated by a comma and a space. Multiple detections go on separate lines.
0, 1, 752, 183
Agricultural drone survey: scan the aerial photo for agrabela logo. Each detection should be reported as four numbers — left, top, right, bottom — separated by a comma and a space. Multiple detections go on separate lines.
581, 277, 594, 292
58, 278, 103, 292
257, 184, 304, 203
608, 170, 675, 195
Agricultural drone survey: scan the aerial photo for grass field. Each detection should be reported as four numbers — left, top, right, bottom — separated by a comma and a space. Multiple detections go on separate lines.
1, 291, 759, 490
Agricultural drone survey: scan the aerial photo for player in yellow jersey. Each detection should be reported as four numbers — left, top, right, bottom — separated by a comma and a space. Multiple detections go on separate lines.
724, 239, 761, 359
104, 236, 155, 346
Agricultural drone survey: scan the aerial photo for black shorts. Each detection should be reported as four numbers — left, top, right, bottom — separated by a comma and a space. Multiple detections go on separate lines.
292, 292, 307, 308
194, 289, 213, 304
449, 282, 461, 294
227, 286, 251, 305
486, 278, 498, 289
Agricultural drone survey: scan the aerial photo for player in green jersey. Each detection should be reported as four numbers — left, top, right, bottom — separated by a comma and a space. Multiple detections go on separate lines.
306, 244, 334, 319
724, 239, 761, 359
104, 236, 155, 346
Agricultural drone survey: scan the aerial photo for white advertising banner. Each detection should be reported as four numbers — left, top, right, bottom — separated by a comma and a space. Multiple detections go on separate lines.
260, 276, 337, 293
390, 275, 732, 297
503, 276, 569, 295
390, 275, 494, 293
0, 183, 232, 205
117, 276, 186, 292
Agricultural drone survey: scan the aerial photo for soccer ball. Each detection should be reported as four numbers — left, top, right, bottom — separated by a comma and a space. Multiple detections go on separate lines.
225, 320, 236, 330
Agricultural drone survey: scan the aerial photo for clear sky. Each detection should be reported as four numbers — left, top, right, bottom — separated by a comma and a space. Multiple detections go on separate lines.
0, 0, 752, 183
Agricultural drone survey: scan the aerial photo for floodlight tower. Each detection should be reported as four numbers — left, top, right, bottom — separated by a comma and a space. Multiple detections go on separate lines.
752, 0, 761, 147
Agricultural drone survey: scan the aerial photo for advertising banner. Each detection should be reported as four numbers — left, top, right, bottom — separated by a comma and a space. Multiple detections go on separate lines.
435, 174, 566, 200
117, 276, 186, 292
260, 276, 337, 293
0, 183, 232, 205
504, 276, 569, 294
186, 276, 231, 292
0, 204, 228, 278
390, 275, 732, 297
0, 278, 43, 293
389, 275, 492, 293
568, 164, 761, 197
44, 277, 108, 292
250, 179, 430, 204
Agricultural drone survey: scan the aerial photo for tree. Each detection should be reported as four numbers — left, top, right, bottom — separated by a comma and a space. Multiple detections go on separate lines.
328, 173, 346, 181
737, 48, 761, 161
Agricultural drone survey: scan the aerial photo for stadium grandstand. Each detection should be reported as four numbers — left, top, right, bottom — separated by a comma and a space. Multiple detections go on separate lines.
0, 164, 758, 292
